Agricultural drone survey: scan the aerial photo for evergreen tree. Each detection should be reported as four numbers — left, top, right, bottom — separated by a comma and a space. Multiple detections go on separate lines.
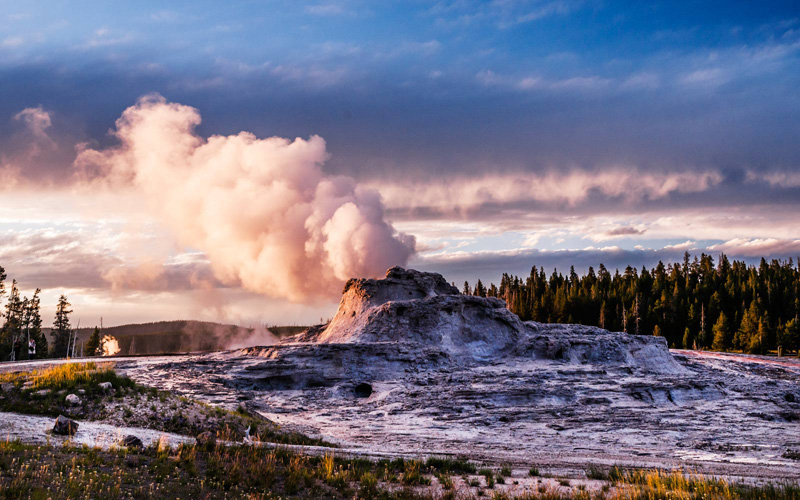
1, 280, 23, 360
459, 253, 800, 354
734, 301, 759, 351
27, 289, 46, 358
653, 325, 662, 337
712, 313, 731, 352
682, 327, 692, 349
52, 295, 73, 357
778, 318, 800, 352
85, 326, 101, 356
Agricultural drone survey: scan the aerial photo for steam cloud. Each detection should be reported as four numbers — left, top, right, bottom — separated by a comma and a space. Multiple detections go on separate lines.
76, 94, 415, 301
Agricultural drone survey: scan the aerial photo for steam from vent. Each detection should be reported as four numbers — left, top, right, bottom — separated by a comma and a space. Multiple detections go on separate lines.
100, 335, 121, 356
76, 94, 415, 301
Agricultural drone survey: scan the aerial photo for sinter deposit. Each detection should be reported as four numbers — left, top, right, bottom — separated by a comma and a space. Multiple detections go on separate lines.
239, 267, 683, 386
116, 267, 800, 481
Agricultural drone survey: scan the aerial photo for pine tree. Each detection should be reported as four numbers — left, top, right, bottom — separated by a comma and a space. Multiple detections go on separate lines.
735, 301, 759, 351
1, 280, 23, 360
712, 313, 730, 352
778, 318, 799, 352
27, 289, 46, 358
85, 327, 101, 356
682, 327, 692, 350
52, 295, 72, 357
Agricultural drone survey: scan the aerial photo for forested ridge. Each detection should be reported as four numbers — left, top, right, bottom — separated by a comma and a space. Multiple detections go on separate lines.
463, 252, 800, 354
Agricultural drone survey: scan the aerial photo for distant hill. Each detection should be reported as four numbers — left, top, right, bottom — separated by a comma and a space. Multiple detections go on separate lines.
42, 320, 307, 356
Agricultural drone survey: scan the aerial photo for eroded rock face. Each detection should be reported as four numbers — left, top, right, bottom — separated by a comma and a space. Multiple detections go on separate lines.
293, 267, 528, 361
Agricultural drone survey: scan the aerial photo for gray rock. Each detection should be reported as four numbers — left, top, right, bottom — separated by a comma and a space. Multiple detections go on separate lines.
1, 383, 14, 393
98, 382, 113, 391
22, 381, 33, 390
65, 393, 81, 405
78, 389, 86, 395
119, 435, 143, 448
34, 389, 51, 397
52, 415, 78, 435
238, 267, 683, 388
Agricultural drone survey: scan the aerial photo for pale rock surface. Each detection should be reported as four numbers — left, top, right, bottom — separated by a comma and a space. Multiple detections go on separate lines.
274, 267, 682, 374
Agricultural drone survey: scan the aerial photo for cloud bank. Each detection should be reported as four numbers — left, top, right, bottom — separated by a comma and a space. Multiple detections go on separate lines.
75, 94, 415, 301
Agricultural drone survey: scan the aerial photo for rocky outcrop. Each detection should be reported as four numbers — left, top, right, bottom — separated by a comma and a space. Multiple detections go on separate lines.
53, 415, 78, 435
290, 267, 529, 361
119, 435, 143, 448
241, 267, 684, 382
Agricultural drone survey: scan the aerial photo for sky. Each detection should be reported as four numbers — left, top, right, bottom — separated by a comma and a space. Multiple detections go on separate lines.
1, 0, 799, 327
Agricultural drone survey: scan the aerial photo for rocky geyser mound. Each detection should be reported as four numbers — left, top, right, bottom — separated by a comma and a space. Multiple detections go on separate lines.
237, 268, 682, 388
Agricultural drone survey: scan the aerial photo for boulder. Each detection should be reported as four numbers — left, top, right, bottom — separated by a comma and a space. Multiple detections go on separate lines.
65, 394, 81, 405
53, 415, 78, 435
119, 435, 143, 448
34, 389, 51, 397
22, 381, 34, 390
1, 383, 14, 393
98, 382, 113, 392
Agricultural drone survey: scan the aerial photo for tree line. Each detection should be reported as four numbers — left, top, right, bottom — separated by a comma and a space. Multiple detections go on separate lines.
0, 265, 108, 361
462, 253, 800, 354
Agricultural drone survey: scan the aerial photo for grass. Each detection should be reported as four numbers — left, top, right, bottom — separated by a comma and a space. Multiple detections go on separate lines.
424, 456, 477, 474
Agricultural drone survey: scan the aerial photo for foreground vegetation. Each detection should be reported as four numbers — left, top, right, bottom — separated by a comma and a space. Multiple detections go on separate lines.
464, 253, 800, 353
0, 362, 329, 446
1, 439, 799, 499
2, 364, 798, 499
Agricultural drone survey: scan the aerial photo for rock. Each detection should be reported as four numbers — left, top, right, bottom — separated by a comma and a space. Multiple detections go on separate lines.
52, 415, 78, 435
98, 382, 113, 391
196, 431, 216, 447
65, 394, 81, 405
34, 389, 51, 397
354, 382, 373, 398
1, 383, 13, 393
252, 267, 684, 381
22, 381, 33, 390
78, 389, 86, 395
119, 435, 143, 448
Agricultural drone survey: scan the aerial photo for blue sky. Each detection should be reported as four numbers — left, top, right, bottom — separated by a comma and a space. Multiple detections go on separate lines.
1, 1, 799, 325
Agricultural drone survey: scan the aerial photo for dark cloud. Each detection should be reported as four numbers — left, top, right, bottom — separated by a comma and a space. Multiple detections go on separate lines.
606, 226, 646, 236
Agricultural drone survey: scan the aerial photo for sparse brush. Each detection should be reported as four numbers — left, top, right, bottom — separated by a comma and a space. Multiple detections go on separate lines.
425, 456, 476, 474
529, 466, 540, 477
586, 464, 608, 480
322, 452, 335, 479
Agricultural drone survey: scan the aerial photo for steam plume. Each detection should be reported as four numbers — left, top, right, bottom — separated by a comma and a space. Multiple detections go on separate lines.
76, 94, 415, 301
